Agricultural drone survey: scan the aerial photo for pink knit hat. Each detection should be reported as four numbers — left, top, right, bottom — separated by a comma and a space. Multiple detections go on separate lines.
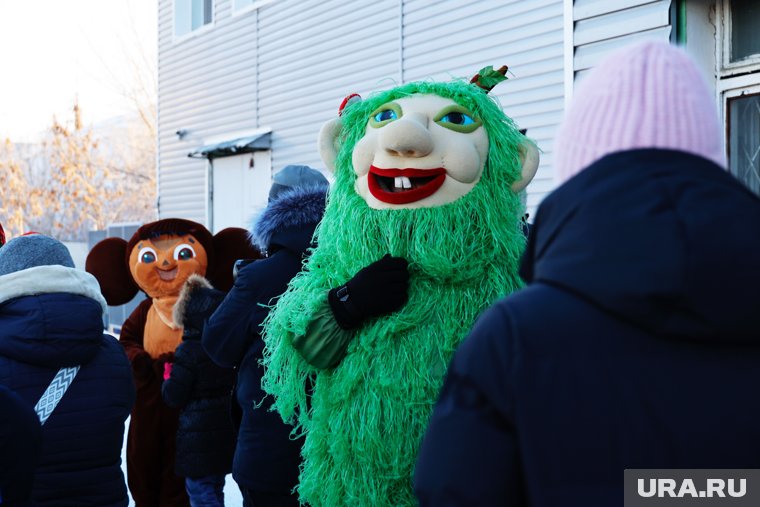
555, 41, 725, 183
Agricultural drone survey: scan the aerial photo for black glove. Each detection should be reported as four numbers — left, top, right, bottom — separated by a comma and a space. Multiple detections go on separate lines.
328, 254, 409, 330
182, 287, 226, 339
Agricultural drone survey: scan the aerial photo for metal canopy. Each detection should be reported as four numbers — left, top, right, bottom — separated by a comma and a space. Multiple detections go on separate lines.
188, 130, 272, 159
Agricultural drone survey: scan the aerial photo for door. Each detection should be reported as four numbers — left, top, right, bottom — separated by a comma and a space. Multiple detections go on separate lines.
211, 150, 271, 233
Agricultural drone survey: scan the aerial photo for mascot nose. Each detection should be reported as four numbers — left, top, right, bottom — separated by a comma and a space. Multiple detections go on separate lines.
381, 113, 433, 158
162, 259, 170, 266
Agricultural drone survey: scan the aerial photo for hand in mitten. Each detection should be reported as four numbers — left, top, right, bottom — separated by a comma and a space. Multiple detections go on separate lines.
153, 352, 175, 379
163, 362, 173, 381
328, 254, 409, 329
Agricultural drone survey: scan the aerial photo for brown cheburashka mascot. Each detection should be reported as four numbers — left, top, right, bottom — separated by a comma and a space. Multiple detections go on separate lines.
86, 219, 259, 506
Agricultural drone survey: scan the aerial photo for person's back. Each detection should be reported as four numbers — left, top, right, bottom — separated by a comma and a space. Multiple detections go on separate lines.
0, 235, 135, 507
203, 165, 328, 506
415, 42, 760, 506
162, 275, 236, 505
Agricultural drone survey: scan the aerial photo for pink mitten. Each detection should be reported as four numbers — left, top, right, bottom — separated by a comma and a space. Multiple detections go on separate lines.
163, 362, 173, 381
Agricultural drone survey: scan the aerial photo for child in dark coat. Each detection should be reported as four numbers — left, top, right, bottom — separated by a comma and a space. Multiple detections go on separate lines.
162, 275, 236, 507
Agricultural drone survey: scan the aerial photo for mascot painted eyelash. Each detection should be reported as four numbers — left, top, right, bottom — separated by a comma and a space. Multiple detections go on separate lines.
261, 66, 539, 506
86, 219, 259, 507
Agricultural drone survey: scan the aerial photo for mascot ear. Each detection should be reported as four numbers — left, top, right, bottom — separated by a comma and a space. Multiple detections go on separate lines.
85, 237, 140, 306
319, 93, 362, 174
512, 139, 540, 193
207, 227, 263, 292
318, 118, 342, 175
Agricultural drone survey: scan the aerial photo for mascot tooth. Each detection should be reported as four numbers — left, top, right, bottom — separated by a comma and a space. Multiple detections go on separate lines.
262, 66, 539, 506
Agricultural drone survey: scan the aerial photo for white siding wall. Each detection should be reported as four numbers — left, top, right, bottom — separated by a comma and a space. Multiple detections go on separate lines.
158, 0, 258, 223
257, 0, 401, 173
158, 0, 565, 221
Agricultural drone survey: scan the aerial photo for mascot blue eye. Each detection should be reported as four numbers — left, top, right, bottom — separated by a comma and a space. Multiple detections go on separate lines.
434, 106, 481, 133
173, 243, 196, 261
440, 112, 474, 125
138, 246, 157, 264
373, 109, 397, 123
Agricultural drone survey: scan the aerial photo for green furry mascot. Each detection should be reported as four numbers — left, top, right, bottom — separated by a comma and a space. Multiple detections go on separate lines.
261, 67, 539, 506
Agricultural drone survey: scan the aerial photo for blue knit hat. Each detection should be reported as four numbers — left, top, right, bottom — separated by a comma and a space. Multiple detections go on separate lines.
268, 165, 328, 203
0, 234, 75, 276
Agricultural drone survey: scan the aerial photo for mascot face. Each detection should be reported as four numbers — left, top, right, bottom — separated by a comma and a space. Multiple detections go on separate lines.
128, 233, 208, 298
352, 94, 489, 209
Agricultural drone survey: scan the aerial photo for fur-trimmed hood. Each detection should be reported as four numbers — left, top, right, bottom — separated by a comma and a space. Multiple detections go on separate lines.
0, 265, 107, 313
251, 183, 328, 253
172, 274, 213, 328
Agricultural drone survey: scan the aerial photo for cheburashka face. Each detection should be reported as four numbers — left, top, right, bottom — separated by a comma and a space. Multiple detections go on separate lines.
350, 94, 489, 209
128, 233, 208, 298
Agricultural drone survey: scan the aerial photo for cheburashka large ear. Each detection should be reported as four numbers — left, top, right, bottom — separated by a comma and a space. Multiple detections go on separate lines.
319, 93, 362, 174
207, 227, 262, 292
85, 237, 140, 306
513, 139, 540, 192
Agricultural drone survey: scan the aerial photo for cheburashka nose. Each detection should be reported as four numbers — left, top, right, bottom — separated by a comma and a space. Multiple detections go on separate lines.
381, 112, 434, 158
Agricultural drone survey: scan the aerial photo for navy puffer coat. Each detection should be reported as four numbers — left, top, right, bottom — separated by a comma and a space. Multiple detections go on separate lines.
203, 184, 328, 492
0, 265, 135, 507
415, 150, 760, 506
162, 278, 236, 479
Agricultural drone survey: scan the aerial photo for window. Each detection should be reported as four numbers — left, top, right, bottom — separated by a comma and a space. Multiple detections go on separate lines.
727, 91, 760, 195
174, 0, 213, 38
728, 0, 760, 63
718, 0, 760, 195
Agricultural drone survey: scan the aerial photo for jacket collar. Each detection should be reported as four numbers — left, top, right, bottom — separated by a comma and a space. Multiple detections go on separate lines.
0, 265, 107, 316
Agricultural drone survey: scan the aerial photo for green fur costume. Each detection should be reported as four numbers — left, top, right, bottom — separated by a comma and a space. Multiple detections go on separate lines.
262, 79, 529, 506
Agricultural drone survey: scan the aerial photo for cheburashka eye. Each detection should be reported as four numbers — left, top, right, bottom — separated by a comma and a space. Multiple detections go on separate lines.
434, 105, 482, 133
173, 243, 196, 261
138, 246, 157, 264
369, 102, 402, 128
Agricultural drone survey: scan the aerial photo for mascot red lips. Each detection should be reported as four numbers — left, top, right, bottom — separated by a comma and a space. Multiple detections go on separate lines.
367, 166, 446, 204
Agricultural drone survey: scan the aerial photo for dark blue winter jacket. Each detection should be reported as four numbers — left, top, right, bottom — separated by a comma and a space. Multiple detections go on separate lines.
162, 279, 236, 479
0, 266, 135, 507
203, 184, 327, 492
415, 149, 760, 506
0, 384, 41, 507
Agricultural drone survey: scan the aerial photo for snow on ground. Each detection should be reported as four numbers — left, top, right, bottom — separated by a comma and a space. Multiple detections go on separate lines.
121, 418, 244, 506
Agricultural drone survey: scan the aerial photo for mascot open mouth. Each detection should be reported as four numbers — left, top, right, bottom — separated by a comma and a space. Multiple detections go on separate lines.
368, 166, 446, 205
156, 267, 178, 281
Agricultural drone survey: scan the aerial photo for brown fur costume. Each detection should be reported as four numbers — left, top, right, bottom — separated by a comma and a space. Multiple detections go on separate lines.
87, 219, 260, 507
